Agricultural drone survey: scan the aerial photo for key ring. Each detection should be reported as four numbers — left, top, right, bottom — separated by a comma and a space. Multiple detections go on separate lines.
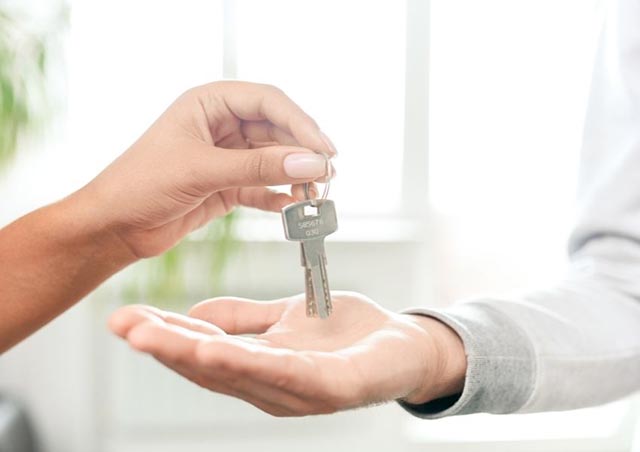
304, 153, 332, 203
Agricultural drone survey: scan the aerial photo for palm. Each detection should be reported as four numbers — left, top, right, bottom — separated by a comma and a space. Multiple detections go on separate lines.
259, 294, 394, 351
109, 292, 435, 416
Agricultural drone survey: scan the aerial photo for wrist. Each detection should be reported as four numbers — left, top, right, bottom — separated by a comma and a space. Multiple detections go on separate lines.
403, 314, 467, 405
58, 188, 139, 267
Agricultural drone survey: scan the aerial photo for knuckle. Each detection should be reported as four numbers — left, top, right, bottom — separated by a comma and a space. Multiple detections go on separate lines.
195, 341, 221, 370
273, 373, 291, 391
178, 86, 201, 104
215, 355, 235, 374
266, 124, 277, 142
194, 342, 212, 366
261, 83, 285, 95
246, 152, 270, 185
293, 111, 318, 131
272, 358, 294, 390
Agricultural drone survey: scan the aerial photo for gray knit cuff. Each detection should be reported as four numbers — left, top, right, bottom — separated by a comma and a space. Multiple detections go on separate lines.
398, 302, 536, 419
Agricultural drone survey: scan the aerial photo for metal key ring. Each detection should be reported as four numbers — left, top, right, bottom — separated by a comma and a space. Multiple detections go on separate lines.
304, 154, 332, 202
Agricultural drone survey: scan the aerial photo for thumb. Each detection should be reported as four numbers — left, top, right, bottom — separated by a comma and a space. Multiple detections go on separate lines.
189, 297, 288, 334
208, 145, 330, 189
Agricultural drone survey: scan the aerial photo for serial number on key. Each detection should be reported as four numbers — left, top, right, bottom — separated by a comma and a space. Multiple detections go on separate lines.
297, 219, 324, 230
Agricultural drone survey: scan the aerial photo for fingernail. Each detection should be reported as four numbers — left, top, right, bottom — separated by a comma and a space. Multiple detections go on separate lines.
284, 153, 327, 178
319, 130, 338, 156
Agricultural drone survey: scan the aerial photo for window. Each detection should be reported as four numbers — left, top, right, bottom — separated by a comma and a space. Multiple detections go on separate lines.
428, 0, 601, 302
231, 0, 409, 216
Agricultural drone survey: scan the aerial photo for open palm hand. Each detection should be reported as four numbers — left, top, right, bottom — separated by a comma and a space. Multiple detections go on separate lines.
109, 292, 465, 416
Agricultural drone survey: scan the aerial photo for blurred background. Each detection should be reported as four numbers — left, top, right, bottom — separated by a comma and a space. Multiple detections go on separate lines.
1, 0, 638, 451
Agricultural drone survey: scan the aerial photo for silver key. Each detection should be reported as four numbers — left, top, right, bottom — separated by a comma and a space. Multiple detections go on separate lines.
282, 199, 338, 318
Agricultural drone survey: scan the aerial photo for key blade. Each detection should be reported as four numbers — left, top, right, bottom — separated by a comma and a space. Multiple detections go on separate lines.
310, 264, 330, 318
302, 238, 332, 319
305, 267, 317, 317
299, 242, 306, 267
300, 243, 317, 317
318, 257, 333, 317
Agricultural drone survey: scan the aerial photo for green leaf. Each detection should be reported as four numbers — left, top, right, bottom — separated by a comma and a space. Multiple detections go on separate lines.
0, 3, 65, 172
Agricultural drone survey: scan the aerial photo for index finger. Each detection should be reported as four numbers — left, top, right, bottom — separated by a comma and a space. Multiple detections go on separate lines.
195, 81, 337, 157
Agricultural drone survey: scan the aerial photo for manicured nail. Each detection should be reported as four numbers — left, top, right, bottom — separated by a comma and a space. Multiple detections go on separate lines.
319, 130, 338, 156
284, 153, 327, 178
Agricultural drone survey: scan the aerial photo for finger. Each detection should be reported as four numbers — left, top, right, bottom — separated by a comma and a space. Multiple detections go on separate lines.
126, 321, 210, 367
126, 325, 315, 416
289, 160, 334, 201
206, 375, 318, 417
206, 144, 330, 188
233, 187, 293, 212
155, 352, 315, 416
244, 141, 336, 184
165, 187, 293, 238
290, 172, 335, 201
241, 120, 299, 147
195, 337, 315, 396
195, 81, 337, 157
175, 187, 291, 234
291, 182, 317, 201
194, 337, 344, 413
110, 305, 227, 339
108, 305, 164, 338
136, 305, 226, 335
315, 161, 336, 183
189, 297, 288, 334
117, 319, 278, 410
246, 140, 276, 149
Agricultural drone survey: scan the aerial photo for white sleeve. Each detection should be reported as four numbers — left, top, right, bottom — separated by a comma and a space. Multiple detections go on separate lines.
401, 0, 640, 418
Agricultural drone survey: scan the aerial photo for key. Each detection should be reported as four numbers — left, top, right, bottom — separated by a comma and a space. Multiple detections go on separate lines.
282, 199, 337, 317
284, 200, 336, 318
282, 199, 338, 318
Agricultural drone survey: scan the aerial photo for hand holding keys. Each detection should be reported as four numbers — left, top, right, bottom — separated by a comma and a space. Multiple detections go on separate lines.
282, 161, 337, 318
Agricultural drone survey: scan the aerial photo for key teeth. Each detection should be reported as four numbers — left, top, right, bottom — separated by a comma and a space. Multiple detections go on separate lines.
305, 267, 317, 317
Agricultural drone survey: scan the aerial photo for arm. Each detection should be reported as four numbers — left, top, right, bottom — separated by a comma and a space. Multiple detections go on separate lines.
402, 0, 640, 417
0, 81, 335, 353
0, 194, 135, 352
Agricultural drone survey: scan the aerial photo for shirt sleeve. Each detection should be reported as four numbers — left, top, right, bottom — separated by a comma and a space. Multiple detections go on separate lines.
401, 0, 640, 418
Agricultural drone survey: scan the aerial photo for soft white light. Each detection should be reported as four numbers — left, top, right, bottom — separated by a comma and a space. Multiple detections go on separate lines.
234, 0, 407, 215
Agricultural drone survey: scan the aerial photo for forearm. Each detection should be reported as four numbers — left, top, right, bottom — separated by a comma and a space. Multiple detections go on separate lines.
402, 236, 640, 418
0, 189, 136, 352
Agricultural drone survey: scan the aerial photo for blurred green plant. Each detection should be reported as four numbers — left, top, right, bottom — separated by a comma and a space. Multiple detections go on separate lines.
124, 211, 242, 308
0, 3, 68, 171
